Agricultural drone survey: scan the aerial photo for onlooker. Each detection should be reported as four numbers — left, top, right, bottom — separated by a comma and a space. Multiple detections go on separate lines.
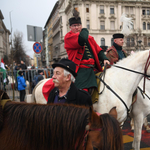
47, 58, 92, 106
14, 63, 20, 89
64, 9, 110, 94
32, 70, 44, 91
19, 60, 27, 70
19, 60, 27, 78
17, 70, 27, 102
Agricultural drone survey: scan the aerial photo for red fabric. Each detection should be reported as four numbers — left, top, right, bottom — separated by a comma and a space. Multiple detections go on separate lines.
42, 78, 54, 101
64, 31, 102, 73
79, 58, 95, 68
82, 88, 88, 92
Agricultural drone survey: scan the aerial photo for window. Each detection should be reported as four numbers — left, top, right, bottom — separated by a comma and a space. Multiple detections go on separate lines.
110, 6, 114, 14
127, 38, 130, 47
86, 20, 90, 29
111, 38, 114, 46
86, 4, 89, 13
100, 21, 105, 30
142, 9, 146, 15
147, 23, 150, 30
144, 37, 147, 46
142, 8, 150, 15
143, 22, 146, 30
125, 7, 129, 14
125, 6, 134, 14
148, 38, 150, 46
131, 38, 135, 47
101, 38, 105, 46
100, 5, 104, 14
130, 7, 133, 14
74, 4, 78, 11
147, 10, 150, 15
110, 21, 115, 30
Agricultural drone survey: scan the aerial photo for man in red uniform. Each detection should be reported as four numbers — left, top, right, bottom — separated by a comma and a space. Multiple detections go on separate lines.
64, 10, 110, 93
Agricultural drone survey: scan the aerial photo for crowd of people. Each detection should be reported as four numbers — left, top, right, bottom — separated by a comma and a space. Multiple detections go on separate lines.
0, 9, 127, 106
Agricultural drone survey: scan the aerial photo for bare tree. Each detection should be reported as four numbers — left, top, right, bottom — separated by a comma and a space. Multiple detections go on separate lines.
8, 31, 29, 66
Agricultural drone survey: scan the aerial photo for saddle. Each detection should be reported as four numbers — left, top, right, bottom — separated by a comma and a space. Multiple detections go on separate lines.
91, 72, 102, 104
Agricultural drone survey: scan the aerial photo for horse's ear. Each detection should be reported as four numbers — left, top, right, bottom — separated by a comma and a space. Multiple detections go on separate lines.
109, 107, 117, 119
88, 106, 99, 122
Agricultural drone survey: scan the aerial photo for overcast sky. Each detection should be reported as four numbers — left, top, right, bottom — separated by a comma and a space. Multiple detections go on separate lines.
1, 0, 58, 58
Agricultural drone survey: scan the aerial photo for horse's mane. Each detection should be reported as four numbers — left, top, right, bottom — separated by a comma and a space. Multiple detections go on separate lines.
2, 102, 89, 150
115, 50, 148, 67
107, 50, 149, 76
100, 114, 123, 150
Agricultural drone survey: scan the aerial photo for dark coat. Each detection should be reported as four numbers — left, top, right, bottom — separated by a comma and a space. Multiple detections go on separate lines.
106, 46, 127, 65
20, 64, 27, 70
48, 83, 92, 107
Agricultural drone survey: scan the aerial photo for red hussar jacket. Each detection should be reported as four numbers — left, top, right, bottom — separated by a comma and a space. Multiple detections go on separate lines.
64, 31, 103, 73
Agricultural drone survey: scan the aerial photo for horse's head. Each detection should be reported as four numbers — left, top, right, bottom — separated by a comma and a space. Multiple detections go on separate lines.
85, 107, 123, 150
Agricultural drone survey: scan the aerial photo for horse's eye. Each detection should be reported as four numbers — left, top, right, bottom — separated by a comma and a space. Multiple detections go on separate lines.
93, 147, 98, 150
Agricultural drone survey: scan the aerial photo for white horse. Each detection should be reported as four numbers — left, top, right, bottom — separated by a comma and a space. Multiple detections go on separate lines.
32, 78, 50, 104
130, 78, 150, 149
33, 50, 150, 150
94, 50, 150, 150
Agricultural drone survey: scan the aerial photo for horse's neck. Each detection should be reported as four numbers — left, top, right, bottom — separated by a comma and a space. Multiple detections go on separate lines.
105, 51, 148, 101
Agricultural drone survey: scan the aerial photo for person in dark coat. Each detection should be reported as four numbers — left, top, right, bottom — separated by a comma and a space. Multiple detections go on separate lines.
19, 60, 27, 70
48, 58, 92, 107
106, 33, 127, 65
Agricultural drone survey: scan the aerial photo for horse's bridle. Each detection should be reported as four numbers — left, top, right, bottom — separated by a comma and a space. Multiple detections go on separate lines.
83, 127, 102, 150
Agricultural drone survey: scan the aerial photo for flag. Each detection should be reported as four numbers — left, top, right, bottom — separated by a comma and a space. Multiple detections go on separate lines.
0, 58, 7, 83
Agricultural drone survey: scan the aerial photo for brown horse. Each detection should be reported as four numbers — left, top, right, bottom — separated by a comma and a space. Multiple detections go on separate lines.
0, 90, 123, 150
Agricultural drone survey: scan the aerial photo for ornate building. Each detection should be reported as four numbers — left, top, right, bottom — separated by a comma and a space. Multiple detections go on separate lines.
44, 0, 150, 65
0, 10, 11, 62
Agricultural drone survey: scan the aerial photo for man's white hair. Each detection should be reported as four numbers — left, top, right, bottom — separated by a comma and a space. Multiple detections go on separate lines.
64, 69, 76, 83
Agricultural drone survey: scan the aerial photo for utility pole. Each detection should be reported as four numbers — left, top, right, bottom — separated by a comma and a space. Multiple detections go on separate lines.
9, 10, 15, 101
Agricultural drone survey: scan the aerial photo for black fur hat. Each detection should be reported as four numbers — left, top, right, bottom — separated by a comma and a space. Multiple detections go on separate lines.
52, 58, 77, 77
113, 33, 124, 39
69, 8, 81, 26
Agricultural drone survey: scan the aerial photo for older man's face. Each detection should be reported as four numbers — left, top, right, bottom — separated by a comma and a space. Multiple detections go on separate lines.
114, 38, 124, 47
52, 67, 67, 89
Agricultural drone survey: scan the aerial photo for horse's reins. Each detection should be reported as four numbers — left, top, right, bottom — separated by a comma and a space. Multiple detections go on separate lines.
96, 75, 130, 115
96, 51, 150, 118
83, 126, 102, 150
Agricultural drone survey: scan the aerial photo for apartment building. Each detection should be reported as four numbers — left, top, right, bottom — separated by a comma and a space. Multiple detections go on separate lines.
44, 0, 150, 64
0, 10, 11, 61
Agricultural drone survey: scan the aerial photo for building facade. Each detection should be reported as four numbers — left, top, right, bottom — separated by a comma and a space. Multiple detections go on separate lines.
44, 0, 150, 65
0, 10, 11, 61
